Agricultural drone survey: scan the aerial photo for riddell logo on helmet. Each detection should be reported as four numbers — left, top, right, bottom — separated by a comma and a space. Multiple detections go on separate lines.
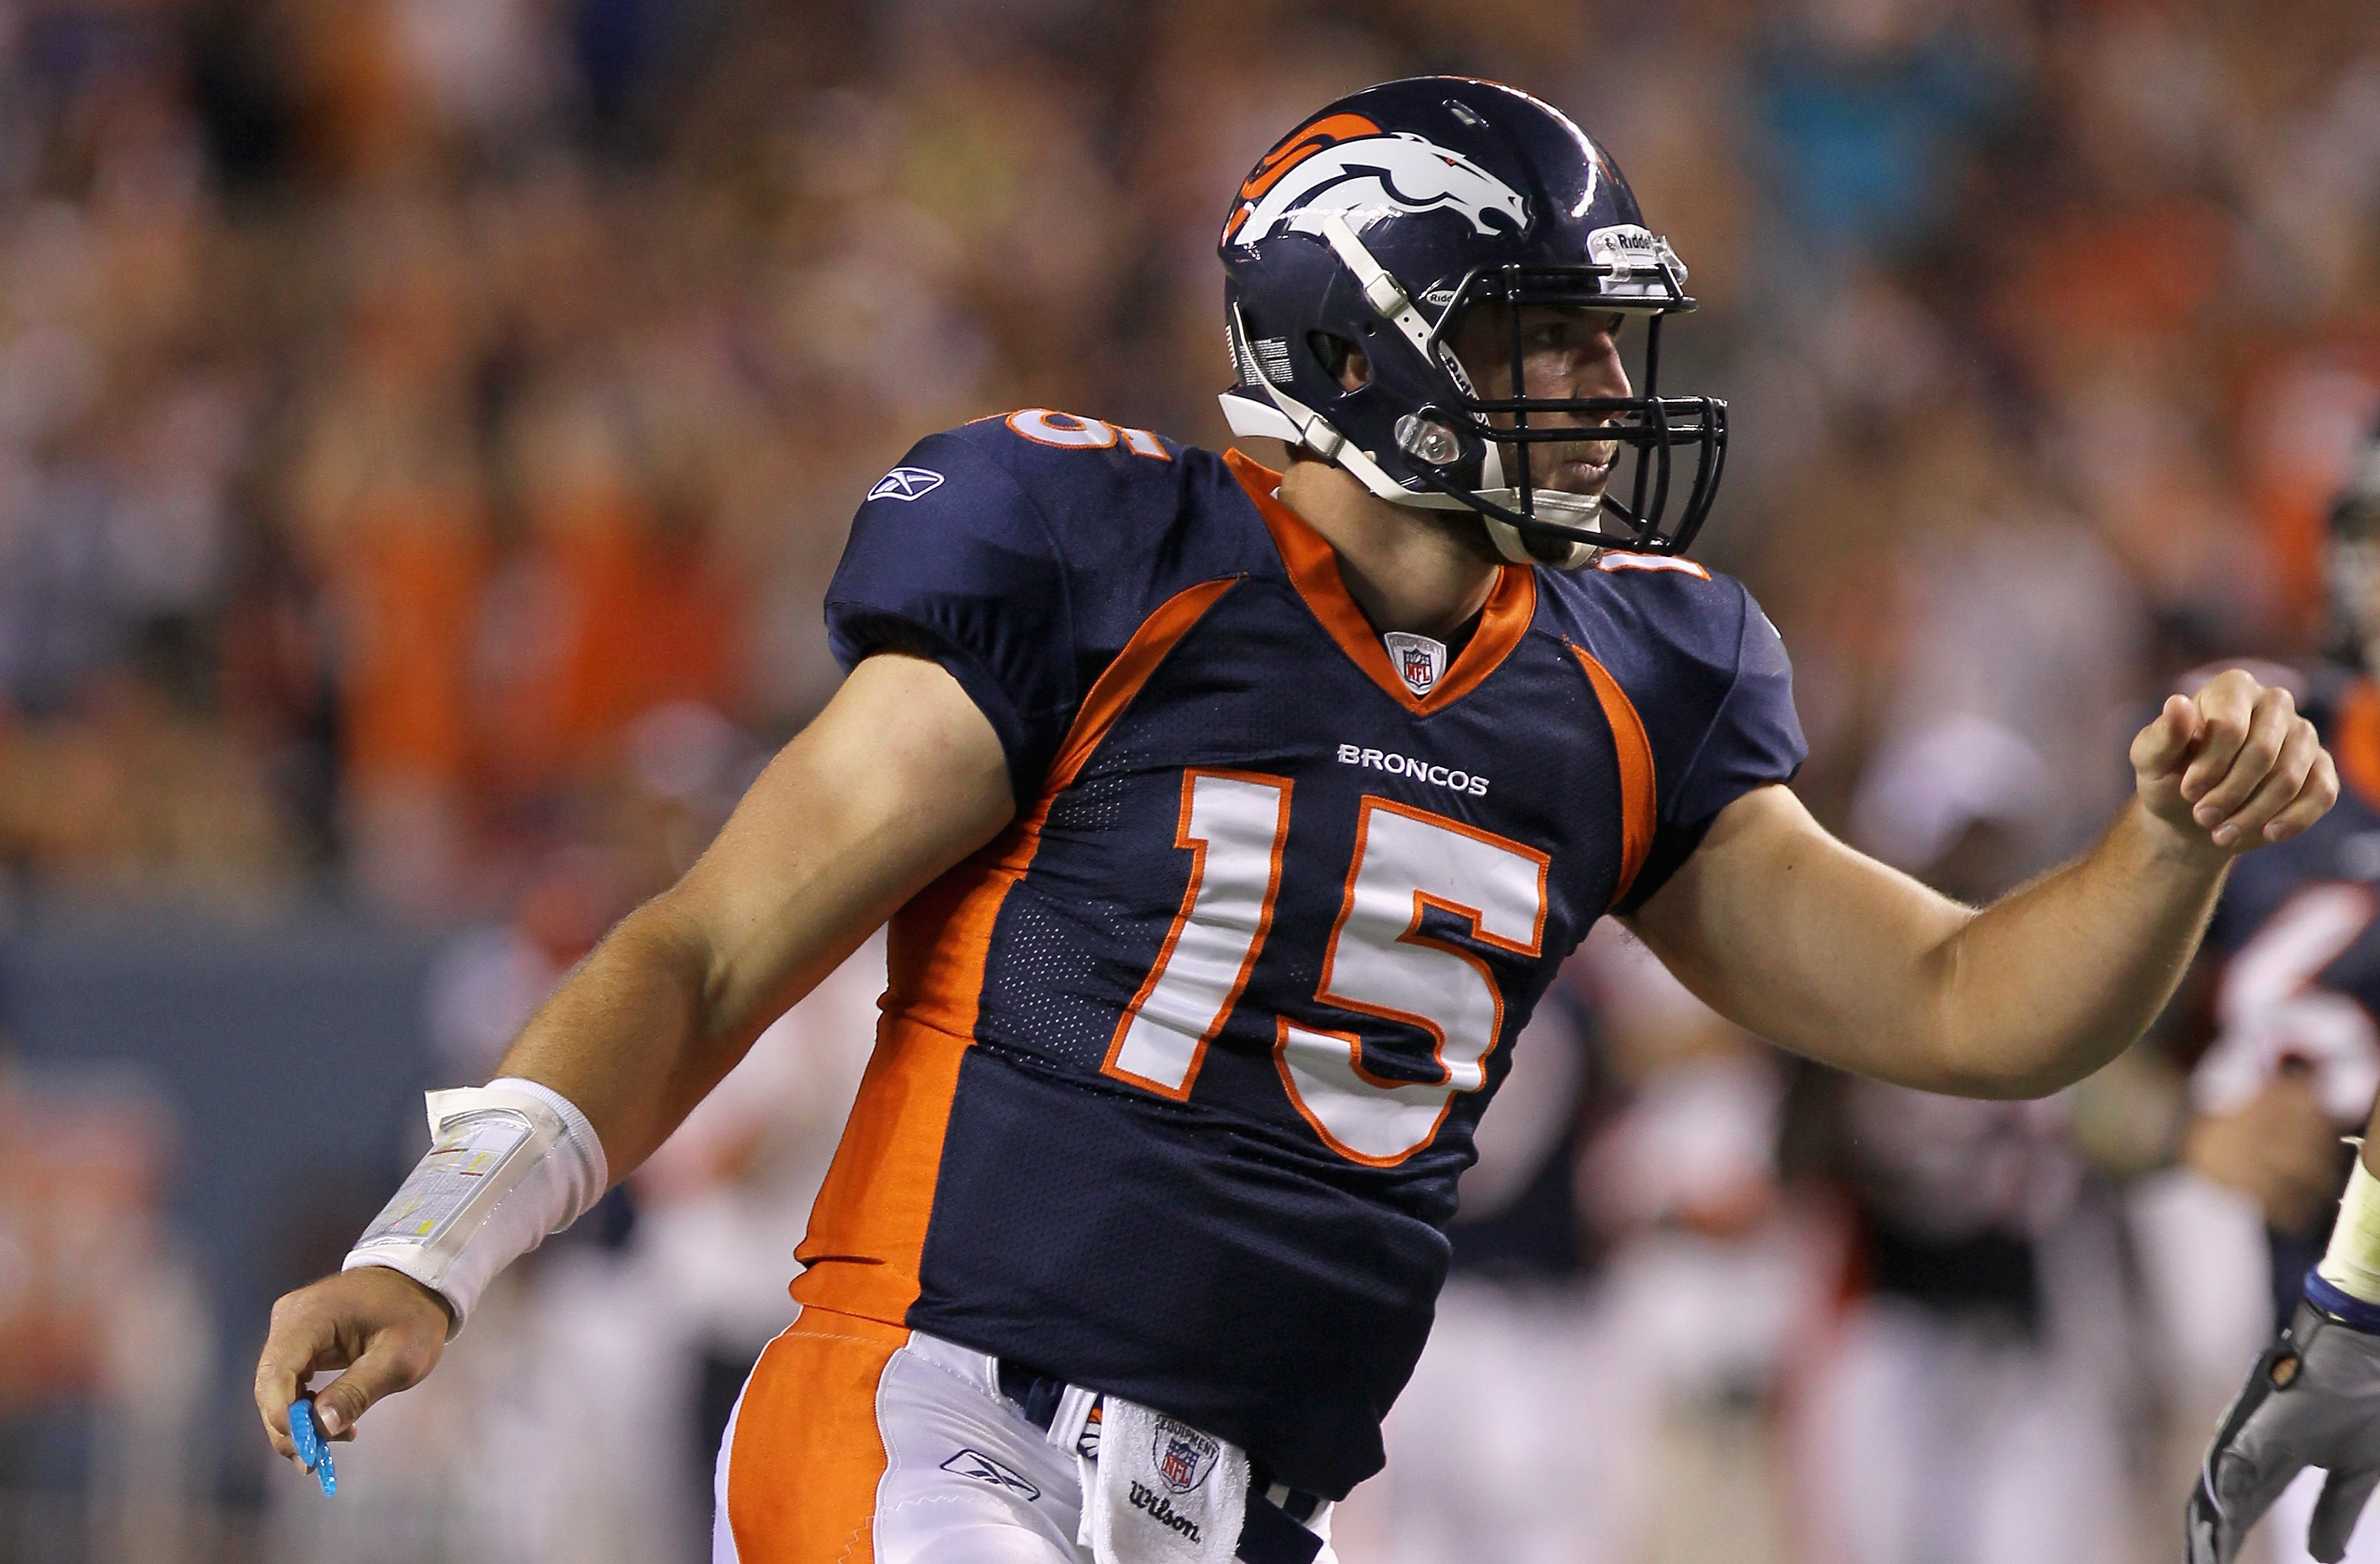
1224, 123, 1531, 250
1586, 225, 1659, 271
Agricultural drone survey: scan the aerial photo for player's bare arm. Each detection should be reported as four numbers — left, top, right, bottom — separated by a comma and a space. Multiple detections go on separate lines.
493, 653, 1013, 1168
1629, 668, 2337, 1099
254, 651, 1012, 1459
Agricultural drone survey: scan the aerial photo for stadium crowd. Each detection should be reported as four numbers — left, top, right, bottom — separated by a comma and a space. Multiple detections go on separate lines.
1, 0, 2378, 1560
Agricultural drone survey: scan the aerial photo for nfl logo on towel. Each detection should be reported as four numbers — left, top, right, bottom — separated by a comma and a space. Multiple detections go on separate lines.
1153, 1418, 1219, 1494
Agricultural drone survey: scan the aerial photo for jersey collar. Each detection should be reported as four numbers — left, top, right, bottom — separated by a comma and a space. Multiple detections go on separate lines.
1225, 449, 1535, 715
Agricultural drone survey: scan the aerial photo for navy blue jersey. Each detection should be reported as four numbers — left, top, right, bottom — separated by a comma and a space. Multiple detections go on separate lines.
2198, 668, 2380, 1324
792, 409, 1804, 1496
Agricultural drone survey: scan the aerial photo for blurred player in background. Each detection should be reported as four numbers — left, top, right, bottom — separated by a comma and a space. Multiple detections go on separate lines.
1343, 926, 1803, 1564
2182, 419, 2380, 1564
1333, 962, 1643, 1564
251, 78, 2335, 1564
1795, 729, 2135, 1564
1571, 925, 1809, 1564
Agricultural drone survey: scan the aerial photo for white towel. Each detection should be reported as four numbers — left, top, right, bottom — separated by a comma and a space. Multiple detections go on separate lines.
1075, 1395, 1249, 1564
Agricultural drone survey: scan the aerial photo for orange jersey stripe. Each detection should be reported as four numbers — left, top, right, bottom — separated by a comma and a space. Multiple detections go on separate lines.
1044, 577, 1240, 792
724, 1306, 906, 1563
1569, 645, 1657, 902
792, 575, 1242, 1324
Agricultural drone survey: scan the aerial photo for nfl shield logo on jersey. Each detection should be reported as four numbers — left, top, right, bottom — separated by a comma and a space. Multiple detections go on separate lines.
1153, 1418, 1219, 1494
1382, 630, 1447, 698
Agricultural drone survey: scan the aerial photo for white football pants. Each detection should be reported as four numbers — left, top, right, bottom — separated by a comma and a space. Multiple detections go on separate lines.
713, 1306, 1337, 1564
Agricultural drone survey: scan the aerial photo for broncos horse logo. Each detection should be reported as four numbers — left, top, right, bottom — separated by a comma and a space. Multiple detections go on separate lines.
1224, 119, 1531, 249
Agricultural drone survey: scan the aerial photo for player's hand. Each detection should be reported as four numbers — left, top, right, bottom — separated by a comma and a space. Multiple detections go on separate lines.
2191, 1299, 2380, 1563
2185, 1074, 2345, 1234
2133, 669, 2338, 855
254, 1266, 451, 1461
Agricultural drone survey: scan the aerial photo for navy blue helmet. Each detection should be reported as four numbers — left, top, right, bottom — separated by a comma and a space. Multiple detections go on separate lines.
1218, 78, 1724, 567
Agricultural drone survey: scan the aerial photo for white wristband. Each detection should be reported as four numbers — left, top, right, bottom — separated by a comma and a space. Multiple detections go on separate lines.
2319, 1148, 2380, 1305
343, 1077, 609, 1337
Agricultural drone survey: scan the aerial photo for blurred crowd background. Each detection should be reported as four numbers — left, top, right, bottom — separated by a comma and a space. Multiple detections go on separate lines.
1, 0, 2377, 1559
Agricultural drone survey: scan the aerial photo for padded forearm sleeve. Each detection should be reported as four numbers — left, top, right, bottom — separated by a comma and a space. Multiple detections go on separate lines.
343, 1076, 609, 1337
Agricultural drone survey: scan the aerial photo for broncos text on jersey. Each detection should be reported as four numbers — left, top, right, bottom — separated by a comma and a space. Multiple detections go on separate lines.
787, 409, 1803, 1497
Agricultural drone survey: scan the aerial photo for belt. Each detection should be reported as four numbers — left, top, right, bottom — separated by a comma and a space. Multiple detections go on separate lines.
997, 1359, 1326, 1564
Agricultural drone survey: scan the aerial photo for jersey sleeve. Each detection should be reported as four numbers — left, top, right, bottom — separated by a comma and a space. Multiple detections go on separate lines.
824, 431, 1078, 803
1614, 581, 1807, 913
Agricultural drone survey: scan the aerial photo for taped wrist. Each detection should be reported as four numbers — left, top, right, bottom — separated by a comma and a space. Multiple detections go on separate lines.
343, 1077, 608, 1337
2318, 1149, 2380, 1306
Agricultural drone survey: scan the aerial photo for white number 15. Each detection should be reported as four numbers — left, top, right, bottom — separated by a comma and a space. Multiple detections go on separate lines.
1100, 771, 1548, 1165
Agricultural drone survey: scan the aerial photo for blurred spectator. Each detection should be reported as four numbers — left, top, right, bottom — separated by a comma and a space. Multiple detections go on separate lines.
0, 0, 2366, 926
0, 1055, 209, 1564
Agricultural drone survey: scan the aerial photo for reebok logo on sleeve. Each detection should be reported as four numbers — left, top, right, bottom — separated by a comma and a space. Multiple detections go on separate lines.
869, 466, 947, 502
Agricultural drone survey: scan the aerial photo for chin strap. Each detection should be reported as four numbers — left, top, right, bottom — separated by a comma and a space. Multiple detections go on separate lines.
1478, 511, 1596, 571
1219, 360, 1584, 568
1311, 211, 1502, 503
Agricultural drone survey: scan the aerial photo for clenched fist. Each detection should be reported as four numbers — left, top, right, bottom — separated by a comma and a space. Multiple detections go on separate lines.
2132, 668, 2339, 854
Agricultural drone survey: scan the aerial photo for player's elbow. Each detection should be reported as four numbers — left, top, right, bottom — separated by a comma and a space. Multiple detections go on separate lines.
1922, 1051, 2090, 1101
1902, 930, 2101, 1100
592, 891, 726, 1023
1915, 1008, 2126, 1100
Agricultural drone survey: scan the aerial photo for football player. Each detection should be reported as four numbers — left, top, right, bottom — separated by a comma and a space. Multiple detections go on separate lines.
256, 79, 2335, 1564
2187, 415, 2380, 1564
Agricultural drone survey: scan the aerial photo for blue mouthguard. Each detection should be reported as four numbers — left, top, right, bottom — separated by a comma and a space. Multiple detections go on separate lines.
289, 1399, 338, 1495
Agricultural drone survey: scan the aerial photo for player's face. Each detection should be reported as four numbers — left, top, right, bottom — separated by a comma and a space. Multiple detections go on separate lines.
1446, 302, 1633, 500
